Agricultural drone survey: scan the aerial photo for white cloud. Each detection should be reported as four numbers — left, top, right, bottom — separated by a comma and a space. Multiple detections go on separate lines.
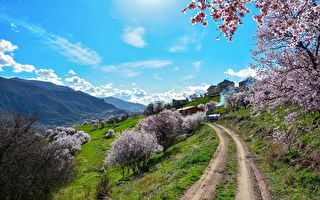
33, 68, 63, 85
65, 76, 93, 89
127, 83, 210, 105
169, 34, 204, 53
193, 61, 202, 72
179, 75, 195, 82
10, 23, 19, 32
123, 60, 172, 69
64, 74, 210, 105
0, 39, 17, 52
68, 69, 76, 75
154, 74, 162, 80
102, 59, 172, 77
0, 39, 36, 73
12, 63, 36, 73
224, 68, 257, 78
122, 27, 147, 48
10, 20, 101, 66
49, 36, 101, 65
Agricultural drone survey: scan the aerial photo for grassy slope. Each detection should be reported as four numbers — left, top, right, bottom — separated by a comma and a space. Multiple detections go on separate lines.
54, 117, 143, 200
110, 124, 219, 200
183, 94, 220, 107
220, 107, 320, 200
55, 120, 219, 200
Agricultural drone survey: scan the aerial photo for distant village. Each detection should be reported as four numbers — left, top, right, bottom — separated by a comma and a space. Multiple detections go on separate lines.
172, 77, 255, 117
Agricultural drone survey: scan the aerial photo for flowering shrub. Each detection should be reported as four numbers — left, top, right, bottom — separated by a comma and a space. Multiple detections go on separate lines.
104, 129, 115, 139
139, 110, 184, 152
45, 127, 90, 155
205, 101, 216, 114
105, 129, 162, 175
197, 101, 216, 114
225, 91, 251, 111
183, 112, 206, 134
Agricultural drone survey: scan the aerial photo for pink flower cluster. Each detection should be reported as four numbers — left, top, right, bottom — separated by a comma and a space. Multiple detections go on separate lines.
105, 129, 162, 174
139, 110, 185, 152
183, 0, 320, 45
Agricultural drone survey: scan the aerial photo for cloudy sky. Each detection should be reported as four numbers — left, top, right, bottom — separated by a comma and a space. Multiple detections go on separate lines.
0, 0, 257, 104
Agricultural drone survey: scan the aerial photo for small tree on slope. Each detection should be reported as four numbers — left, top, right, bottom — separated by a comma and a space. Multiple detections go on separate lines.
139, 110, 184, 153
105, 129, 162, 176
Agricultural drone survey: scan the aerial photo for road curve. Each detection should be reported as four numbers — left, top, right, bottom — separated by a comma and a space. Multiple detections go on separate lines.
179, 124, 229, 200
216, 124, 273, 200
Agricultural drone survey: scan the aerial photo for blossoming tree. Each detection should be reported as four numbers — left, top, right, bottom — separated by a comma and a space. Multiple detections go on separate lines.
184, 0, 320, 113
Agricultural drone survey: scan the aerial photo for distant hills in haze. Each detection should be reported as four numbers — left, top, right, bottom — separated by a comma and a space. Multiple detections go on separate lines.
104, 96, 146, 113
0, 77, 136, 125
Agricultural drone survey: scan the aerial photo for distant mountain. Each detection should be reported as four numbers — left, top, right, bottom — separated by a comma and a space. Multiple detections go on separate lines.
104, 96, 146, 113
0, 77, 124, 125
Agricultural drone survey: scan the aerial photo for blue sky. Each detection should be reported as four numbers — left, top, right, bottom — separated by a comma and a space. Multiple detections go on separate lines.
0, 0, 257, 104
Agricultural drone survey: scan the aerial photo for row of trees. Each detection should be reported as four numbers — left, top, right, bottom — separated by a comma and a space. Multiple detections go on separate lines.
144, 101, 172, 116
83, 113, 130, 129
105, 110, 205, 175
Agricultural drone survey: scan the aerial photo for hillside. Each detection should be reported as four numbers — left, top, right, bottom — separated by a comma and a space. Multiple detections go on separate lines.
104, 96, 146, 113
183, 94, 220, 108
54, 120, 219, 199
0, 77, 124, 125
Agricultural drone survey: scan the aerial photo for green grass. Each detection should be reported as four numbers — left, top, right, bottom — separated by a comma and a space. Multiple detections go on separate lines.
183, 94, 220, 107
109, 124, 219, 200
213, 105, 226, 114
54, 117, 143, 200
213, 136, 237, 200
220, 107, 320, 200
55, 120, 219, 200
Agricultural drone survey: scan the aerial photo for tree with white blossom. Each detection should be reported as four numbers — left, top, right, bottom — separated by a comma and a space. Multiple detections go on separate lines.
105, 129, 162, 176
139, 110, 185, 153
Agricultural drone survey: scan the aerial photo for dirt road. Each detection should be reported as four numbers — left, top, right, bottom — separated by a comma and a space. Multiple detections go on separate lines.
180, 124, 273, 200
216, 124, 273, 200
179, 124, 230, 200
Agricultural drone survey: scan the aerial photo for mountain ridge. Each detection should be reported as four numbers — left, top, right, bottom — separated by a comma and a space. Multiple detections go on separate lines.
104, 96, 146, 113
0, 77, 124, 125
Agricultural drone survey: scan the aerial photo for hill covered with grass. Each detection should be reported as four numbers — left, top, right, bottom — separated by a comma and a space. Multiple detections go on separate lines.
55, 119, 219, 199
183, 94, 220, 108
54, 117, 142, 199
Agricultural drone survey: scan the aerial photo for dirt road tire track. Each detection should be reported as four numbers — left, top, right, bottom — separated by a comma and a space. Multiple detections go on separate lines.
216, 124, 273, 200
179, 124, 273, 200
179, 124, 229, 200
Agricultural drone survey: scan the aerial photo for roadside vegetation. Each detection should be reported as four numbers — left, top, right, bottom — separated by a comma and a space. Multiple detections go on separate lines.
110, 124, 219, 199
220, 107, 320, 200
